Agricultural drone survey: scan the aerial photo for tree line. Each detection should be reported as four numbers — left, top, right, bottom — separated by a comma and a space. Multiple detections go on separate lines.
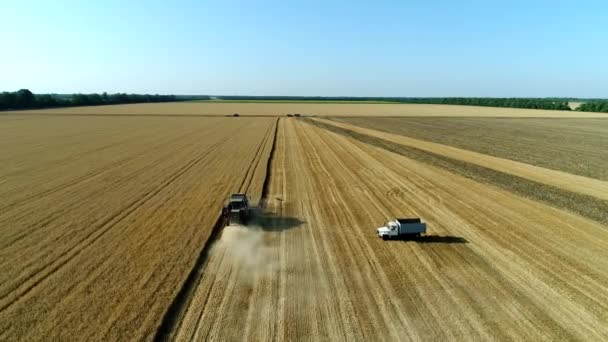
576, 101, 608, 113
216, 96, 608, 112
214, 96, 576, 110
393, 97, 572, 110
3, 90, 607, 113
0, 89, 177, 110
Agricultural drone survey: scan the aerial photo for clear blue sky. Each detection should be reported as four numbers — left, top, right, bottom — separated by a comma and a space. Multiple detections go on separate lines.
1, 0, 607, 97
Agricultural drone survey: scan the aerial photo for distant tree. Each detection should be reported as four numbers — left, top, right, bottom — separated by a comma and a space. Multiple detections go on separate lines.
71, 94, 89, 106
0, 92, 14, 109
36, 94, 57, 107
88, 93, 102, 105
15, 89, 35, 107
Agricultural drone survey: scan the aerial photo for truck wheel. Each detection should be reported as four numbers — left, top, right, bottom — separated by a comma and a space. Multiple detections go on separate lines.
382, 235, 389, 241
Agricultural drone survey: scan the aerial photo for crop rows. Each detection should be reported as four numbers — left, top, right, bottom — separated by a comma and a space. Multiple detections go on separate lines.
2, 107, 607, 341
0, 115, 276, 341
173, 118, 608, 340
331, 116, 608, 180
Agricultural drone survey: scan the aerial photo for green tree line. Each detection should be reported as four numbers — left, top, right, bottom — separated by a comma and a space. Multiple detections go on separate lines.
0, 89, 177, 110
214, 96, 573, 110
4, 90, 606, 112
576, 101, 608, 113
395, 97, 572, 110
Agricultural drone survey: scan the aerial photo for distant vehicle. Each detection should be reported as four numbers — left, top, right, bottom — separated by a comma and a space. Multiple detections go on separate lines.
294, 113, 301, 117
286, 113, 294, 117
232, 113, 240, 117
377, 218, 426, 240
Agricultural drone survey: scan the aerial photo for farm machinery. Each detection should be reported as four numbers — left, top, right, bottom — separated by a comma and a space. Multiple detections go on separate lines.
377, 218, 426, 240
222, 193, 252, 225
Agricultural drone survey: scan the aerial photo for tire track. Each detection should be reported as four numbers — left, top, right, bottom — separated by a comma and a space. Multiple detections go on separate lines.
157, 119, 276, 340
206, 119, 279, 339
153, 118, 278, 341
237, 119, 276, 195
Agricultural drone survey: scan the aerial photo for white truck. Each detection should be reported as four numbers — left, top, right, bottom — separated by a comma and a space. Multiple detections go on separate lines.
377, 218, 426, 240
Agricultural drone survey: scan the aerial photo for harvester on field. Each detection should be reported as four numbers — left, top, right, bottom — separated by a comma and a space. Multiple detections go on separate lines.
222, 193, 252, 225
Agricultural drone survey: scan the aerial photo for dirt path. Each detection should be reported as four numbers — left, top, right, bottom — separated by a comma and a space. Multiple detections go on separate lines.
315, 118, 608, 201
173, 118, 608, 340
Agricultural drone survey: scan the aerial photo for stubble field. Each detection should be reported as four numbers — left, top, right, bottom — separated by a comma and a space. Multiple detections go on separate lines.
171, 118, 608, 341
331, 116, 608, 180
1, 102, 607, 341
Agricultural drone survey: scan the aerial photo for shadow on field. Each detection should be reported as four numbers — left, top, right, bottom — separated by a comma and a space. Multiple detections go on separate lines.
390, 235, 468, 244
251, 209, 304, 232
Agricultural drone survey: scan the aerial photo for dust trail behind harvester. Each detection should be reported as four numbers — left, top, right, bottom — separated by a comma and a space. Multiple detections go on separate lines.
213, 225, 278, 283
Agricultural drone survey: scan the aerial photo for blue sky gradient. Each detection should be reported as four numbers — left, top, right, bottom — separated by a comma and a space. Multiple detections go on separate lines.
1, 0, 607, 97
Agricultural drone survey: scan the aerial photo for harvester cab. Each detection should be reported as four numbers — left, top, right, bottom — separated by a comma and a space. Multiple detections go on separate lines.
223, 193, 251, 225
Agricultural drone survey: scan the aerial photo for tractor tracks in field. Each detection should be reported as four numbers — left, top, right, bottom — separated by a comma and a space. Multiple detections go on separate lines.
0, 127, 152, 181
238, 118, 278, 198
0, 125, 206, 216
260, 118, 280, 209
0, 135, 233, 313
0, 150, 147, 214
0, 127, 221, 264
0, 125, 213, 253
153, 118, 279, 341
304, 118, 608, 225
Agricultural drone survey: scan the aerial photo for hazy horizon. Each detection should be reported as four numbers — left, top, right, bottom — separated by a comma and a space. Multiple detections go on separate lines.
2, 0, 607, 97
7, 93, 604, 100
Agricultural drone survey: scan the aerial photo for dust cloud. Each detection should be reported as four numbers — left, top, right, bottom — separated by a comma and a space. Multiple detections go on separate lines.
211, 223, 330, 321
213, 224, 278, 282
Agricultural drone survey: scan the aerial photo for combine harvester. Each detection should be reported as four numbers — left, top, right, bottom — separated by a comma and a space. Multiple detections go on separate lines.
377, 218, 426, 240
222, 193, 252, 226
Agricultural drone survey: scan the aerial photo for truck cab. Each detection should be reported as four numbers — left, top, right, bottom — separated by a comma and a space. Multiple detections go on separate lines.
377, 221, 399, 239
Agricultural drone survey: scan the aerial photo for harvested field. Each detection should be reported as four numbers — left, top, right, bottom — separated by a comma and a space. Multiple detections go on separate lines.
171, 118, 608, 340
313, 118, 608, 201
309, 118, 608, 224
4, 101, 608, 117
0, 115, 277, 340
331, 116, 608, 180
2, 106, 608, 341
